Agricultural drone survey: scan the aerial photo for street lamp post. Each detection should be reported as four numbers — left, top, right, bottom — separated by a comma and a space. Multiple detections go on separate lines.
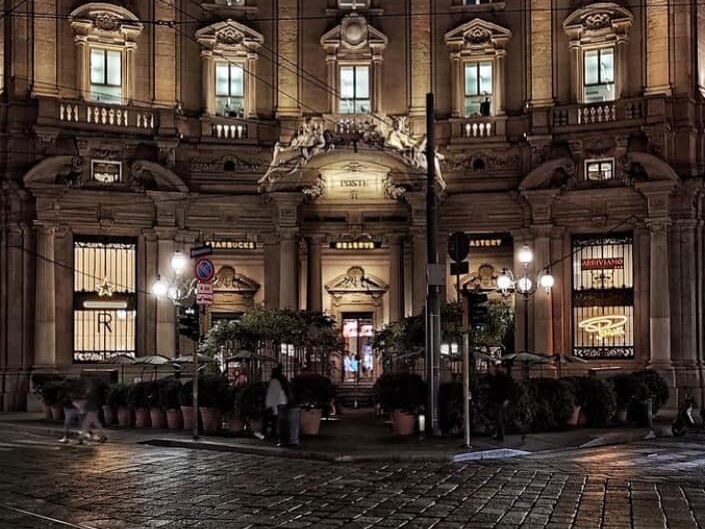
151, 251, 200, 440
497, 245, 554, 358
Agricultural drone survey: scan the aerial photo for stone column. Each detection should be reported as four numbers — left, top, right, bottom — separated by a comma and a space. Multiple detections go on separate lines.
388, 235, 404, 322
276, 0, 300, 118
264, 234, 280, 309
246, 55, 258, 119
155, 233, 176, 357
125, 43, 137, 104
32, 0, 58, 98
647, 219, 673, 370
76, 38, 89, 99
202, 53, 215, 115
408, 0, 431, 117
644, 0, 672, 96
675, 220, 700, 394
138, 232, 157, 356
532, 227, 553, 356
34, 225, 56, 368
154, 0, 176, 107
307, 236, 324, 312
279, 229, 299, 310
411, 228, 427, 316
529, 0, 553, 107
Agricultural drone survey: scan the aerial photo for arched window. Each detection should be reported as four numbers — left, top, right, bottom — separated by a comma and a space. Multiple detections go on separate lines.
69, 3, 144, 104
563, 4, 633, 104
196, 20, 264, 118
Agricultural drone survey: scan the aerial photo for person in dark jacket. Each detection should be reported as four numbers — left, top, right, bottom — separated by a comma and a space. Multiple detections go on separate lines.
79, 379, 107, 443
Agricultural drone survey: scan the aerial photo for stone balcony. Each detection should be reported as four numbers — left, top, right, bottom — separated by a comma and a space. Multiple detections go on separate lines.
449, 116, 506, 143
201, 115, 253, 141
48, 99, 157, 133
552, 98, 645, 129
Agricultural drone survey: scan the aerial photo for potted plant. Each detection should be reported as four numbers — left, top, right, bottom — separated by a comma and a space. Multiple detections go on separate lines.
223, 384, 243, 433
627, 370, 669, 427
198, 375, 227, 434
145, 381, 164, 429
159, 378, 183, 430
237, 382, 267, 435
291, 373, 334, 436
180, 381, 195, 431
526, 378, 575, 431
374, 373, 426, 436
565, 376, 616, 427
610, 374, 638, 423
31, 373, 65, 419
128, 382, 150, 428
107, 383, 130, 426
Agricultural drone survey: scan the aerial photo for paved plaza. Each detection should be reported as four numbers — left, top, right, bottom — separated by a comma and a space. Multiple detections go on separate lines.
0, 425, 705, 528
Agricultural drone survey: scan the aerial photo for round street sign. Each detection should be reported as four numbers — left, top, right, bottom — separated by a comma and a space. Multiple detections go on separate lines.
448, 231, 470, 262
194, 258, 215, 282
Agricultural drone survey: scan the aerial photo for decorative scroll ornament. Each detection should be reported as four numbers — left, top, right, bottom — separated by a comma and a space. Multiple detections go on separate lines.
466, 27, 492, 45
258, 115, 446, 192
325, 266, 388, 299
95, 13, 120, 32
216, 26, 244, 46
584, 12, 612, 31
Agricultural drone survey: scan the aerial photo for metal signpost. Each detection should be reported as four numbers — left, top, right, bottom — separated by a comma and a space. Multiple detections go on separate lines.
192, 257, 215, 441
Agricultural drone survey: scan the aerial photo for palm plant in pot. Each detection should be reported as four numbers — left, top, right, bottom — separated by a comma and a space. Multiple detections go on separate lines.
107, 383, 130, 426
237, 382, 267, 435
374, 373, 426, 436
198, 374, 227, 434
127, 381, 151, 428
291, 373, 334, 436
159, 378, 182, 430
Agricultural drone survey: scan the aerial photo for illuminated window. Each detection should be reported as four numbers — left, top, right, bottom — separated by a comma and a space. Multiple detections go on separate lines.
338, 0, 369, 8
215, 62, 245, 116
464, 0, 494, 4
464, 61, 493, 116
89, 48, 122, 104
585, 159, 614, 181
572, 234, 634, 360
583, 47, 615, 103
339, 65, 371, 114
73, 237, 137, 362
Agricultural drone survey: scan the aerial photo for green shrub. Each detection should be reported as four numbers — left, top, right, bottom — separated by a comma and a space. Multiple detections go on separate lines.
470, 374, 532, 436
565, 376, 616, 427
291, 373, 335, 410
631, 370, 669, 410
127, 381, 150, 408
198, 375, 228, 409
609, 374, 641, 410
374, 373, 426, 413
158, 378, 181, 411
106, 383, 129, 408
439, 381, 463, 435
526, 378, 575, 431
237, 382, 267, 420
179, 381, 193, 407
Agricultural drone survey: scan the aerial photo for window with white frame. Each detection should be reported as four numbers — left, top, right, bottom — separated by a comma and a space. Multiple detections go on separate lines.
464, 61, 493, 116
339, 65, 371, 114
584, 47, 615, 103
89, 48, 123, 104
585, 159, 614, 181
215, 62, 245, 116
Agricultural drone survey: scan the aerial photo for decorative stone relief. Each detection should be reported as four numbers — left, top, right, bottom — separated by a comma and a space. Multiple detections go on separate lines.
325, 266, 388, 300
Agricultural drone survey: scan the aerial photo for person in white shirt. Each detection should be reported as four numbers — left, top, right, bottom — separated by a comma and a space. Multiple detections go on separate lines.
264, 366, 288, 441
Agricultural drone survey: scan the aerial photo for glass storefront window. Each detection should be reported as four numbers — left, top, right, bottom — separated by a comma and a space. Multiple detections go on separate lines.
73, 237, 137, 362
572, 234, 634, 359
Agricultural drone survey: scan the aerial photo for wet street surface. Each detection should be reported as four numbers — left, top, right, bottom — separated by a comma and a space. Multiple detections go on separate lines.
1, 425, 704, 528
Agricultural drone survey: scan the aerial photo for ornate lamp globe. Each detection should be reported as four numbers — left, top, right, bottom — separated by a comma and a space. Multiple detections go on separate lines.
517, 277, 533, 294
539, 272, 555, 291
170, 252, 189, 275
151, 276, 169, 297
497, 273, 513, 292
518, 245, 534, 266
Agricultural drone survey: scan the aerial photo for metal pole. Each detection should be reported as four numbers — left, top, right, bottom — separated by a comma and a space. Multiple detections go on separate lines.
425, 92, 441, 436
462, 330, 471, 448
193, 305, 203, 441
523, 294, 529, 353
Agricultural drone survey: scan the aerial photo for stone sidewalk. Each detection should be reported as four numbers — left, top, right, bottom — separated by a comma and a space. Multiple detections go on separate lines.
0, 408, 669, 463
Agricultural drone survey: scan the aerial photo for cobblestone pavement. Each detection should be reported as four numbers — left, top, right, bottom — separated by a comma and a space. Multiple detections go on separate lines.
1, 426, 705, 529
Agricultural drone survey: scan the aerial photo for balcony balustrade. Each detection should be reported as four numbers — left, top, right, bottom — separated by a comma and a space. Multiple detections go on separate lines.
553, 99, 644, 129
202, 115, 251, 141
449, 116, 505, 143
57, 100, 155, 131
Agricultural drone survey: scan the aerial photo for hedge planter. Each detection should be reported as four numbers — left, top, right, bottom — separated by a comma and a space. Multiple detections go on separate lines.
181, 406, 194, 431
300, 408, 322, 436
117, 406, 131, 427
102, 405, 115, 426
134, 407, 150, 428
150, 408, 165, 429
391, 411, 416, 436
199, 407, 221, 434
166, 409, 182, 430
50, 404, 64, 422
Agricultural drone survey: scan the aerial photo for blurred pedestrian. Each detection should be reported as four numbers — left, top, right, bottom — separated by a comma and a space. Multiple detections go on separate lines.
58, 379, 82, 444
80, 379, 107, 443
264, 366, 288, 442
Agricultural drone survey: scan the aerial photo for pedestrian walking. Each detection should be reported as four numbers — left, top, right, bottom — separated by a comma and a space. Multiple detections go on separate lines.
264, 366, 289, 443
79, 379, 107, 443
58, 379, 82, 444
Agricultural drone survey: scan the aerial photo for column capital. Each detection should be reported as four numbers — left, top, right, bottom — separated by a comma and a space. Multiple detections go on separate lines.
646, 218, 671, 232
153, 226, 178, 240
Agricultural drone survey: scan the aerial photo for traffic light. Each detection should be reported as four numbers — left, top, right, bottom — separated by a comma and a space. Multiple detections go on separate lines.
468, 291, 490, 328
177, 304, 200, 341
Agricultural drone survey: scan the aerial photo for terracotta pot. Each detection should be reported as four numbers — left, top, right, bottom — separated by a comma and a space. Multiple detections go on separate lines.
199, 407, 222, 434
42, 403, 52, 420
117, 406, 131, 427
227, 414, 244, 433
102, 405, 115, 426
300, 408, 322, 436
166, 409, 182, 430
392, 410, 416, 436
50, 403, 64, 422
181, 406, 194, 431
567, 405, 582, 427
149, 408, 165, 429
616, 408, 628, 423
135, 407, 151, 428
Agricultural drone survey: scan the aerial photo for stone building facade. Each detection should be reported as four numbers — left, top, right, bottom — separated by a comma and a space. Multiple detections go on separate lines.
1, 0, 704, 409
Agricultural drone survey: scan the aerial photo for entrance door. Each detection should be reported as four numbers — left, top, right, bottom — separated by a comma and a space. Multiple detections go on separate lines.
341, 312, 375, 383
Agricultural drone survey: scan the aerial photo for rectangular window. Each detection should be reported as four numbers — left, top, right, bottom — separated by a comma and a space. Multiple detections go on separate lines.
338, 0, 370, 8
464, 0, 494, 4
464, 61, 493, 116
339, 65, 371, 114
215, 62, 245, 116
584, 47, 615, 103
572, 234, 634, 360
73, 237, 137, 362
89, 48, 122, 104
585, 159, 614, 181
